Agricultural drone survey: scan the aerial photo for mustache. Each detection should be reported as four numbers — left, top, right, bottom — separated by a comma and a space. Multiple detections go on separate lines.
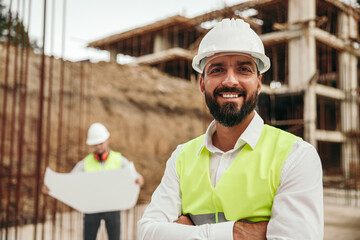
213, 87, 246, 97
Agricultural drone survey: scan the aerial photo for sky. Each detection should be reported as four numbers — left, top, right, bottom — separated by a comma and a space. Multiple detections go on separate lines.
2, 0, 247, 62
2, 0, 358, 63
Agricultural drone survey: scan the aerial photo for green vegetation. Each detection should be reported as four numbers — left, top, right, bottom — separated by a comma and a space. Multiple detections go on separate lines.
0, 0, 39, 50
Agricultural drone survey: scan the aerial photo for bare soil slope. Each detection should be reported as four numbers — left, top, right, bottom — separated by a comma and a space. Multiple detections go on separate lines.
0, 44, 211, 211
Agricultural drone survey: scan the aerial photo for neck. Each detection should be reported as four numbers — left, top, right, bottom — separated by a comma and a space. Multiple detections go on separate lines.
95, 149, 109, 155
212, 111, 255, 152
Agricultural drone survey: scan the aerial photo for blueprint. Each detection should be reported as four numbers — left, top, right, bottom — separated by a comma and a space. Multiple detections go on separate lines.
44, 163, 140, 213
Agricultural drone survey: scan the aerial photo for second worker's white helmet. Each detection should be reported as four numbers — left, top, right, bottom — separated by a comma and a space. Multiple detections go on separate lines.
86, 123, 110, 146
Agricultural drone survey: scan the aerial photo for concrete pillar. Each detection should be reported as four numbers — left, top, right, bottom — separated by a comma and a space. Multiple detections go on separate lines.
304, 82, 317, 148
338, 13, 360, 179
110, 48, 117, 63
154, 34, 171, 53
288, 0, 316, 88
338, 11, 358, 40
288, 0, 317, 145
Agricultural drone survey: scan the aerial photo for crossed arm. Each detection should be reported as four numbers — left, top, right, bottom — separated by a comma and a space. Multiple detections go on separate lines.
175, 215, 268, 240
138, 142, 323, 240
138, 146, 268, 240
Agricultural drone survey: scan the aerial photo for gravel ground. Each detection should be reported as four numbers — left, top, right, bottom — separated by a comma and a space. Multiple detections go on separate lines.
3, 202, 360, 239
324, 203, 360, 240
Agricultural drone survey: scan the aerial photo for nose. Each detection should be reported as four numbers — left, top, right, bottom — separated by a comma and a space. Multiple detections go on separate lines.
222, 69, 238, 87
94, 143, 102, 151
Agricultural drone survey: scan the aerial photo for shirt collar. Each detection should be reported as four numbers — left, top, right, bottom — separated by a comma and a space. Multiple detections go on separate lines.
199, 111, 264, 154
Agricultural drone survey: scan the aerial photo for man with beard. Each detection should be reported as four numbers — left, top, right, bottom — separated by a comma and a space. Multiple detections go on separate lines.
138, 19, 323, 240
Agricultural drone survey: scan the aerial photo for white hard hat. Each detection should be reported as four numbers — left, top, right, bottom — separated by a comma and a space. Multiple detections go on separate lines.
86, 123, 110, 145
192, 18, 271, 74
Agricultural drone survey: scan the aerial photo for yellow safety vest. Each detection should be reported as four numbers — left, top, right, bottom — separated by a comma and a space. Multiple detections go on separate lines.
176, 124, 299, 225
84, 151, 122, 172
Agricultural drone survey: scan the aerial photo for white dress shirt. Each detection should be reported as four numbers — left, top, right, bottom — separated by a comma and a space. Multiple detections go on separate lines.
138, 112, 324, 240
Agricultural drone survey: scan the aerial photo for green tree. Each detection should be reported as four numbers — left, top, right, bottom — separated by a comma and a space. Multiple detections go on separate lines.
0, 0, 7, 40
0, 0, 39, 49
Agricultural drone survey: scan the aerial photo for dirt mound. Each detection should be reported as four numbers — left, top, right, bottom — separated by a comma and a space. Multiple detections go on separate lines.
0, 43, 212, 209
80, 62, 212, 202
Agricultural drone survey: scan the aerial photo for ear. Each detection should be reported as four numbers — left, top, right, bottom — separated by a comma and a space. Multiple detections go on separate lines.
257, 74, 262, 95
199, 75, 205, 95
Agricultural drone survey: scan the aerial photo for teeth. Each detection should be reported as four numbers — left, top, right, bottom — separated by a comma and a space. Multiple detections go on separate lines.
222, 94, 239, 98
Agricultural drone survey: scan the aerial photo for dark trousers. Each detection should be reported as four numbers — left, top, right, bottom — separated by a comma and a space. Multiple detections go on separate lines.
83, 211, 121, 240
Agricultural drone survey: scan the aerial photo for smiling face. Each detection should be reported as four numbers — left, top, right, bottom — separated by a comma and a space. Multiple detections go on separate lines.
200, 54, 262, 127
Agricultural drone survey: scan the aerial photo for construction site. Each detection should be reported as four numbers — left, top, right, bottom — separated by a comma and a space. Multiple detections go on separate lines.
1, 0, 360, 239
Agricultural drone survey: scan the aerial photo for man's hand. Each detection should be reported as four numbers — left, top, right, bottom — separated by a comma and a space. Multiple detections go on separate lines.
174, 215, 194, 225
42, 184, 50, 195
135, 175, 144, 186
233, 221, 268, 240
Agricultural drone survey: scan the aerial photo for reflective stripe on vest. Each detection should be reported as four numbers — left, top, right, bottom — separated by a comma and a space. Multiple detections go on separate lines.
187, 213, 255, 225
176, 124, 299, 225
84, 151, 122, 172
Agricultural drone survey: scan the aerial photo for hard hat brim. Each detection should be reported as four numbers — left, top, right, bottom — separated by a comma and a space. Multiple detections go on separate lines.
192, 50, 270, 74
86, 133, 110, 146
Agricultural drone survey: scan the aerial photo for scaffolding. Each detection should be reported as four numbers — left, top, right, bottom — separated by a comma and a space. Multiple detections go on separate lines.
89, 0, 360, 194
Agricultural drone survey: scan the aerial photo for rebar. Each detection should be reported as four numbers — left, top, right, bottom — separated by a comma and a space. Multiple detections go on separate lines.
33, 0, 47, 239
0, 2, 13, 237
14, 0, 31, 237
41, 0, 56, 238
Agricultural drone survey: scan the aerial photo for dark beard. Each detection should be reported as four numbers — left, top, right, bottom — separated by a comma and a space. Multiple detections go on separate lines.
205, 87, 258, 127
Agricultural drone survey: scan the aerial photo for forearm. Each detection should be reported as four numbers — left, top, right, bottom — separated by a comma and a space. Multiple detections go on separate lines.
138, 218, 234, 240
138, 145, 232, 239
172, 215, 268, 240
233, 221, 268, 240
139, 222, 266, 240
138, 144, 227, 239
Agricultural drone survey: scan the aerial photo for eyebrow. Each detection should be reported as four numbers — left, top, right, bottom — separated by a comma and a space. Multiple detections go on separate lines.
236, 61, 255, 67
206, 62, 224, 70
206, 61, 256, 72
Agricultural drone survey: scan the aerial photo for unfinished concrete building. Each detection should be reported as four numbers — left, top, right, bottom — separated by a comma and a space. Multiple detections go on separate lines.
88, 0, 360, 189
